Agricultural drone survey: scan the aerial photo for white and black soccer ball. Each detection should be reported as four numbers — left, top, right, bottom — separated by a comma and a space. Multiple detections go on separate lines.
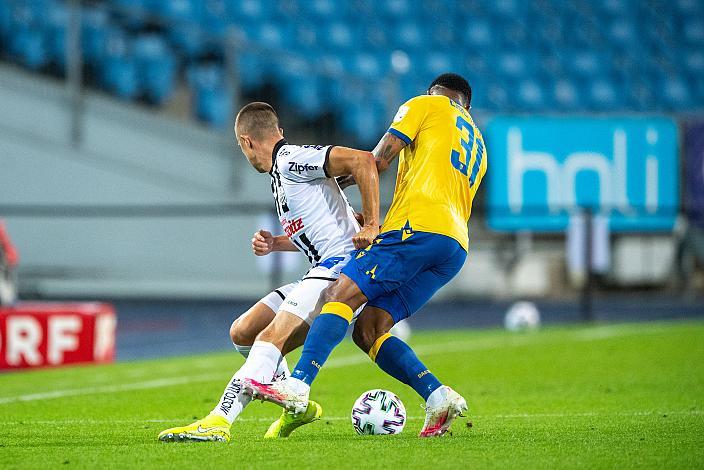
351, 389, 406, 435
504, 301, 541, 331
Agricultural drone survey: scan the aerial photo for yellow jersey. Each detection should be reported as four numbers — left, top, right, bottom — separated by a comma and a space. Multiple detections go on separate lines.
382, 95, 487, 252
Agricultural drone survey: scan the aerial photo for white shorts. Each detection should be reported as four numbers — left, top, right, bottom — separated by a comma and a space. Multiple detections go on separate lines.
259, 255, 362, 325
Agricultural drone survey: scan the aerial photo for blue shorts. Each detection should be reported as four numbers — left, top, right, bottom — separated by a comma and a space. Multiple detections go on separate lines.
341, 229, 466, 323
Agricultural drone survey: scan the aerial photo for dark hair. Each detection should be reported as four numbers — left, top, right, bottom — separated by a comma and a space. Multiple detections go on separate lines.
235, 102, 280, 139
428, 73, 472, 107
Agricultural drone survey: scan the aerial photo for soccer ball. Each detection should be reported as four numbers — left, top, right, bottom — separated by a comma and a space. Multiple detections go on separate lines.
504, 301, 541, 331
351, 389, 406, 435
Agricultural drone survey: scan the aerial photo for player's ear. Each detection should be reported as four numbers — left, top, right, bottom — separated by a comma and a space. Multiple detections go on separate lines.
279, 127, 284, 136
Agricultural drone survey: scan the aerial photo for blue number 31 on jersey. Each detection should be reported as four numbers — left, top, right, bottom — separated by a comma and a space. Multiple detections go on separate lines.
450, 115, 485, 187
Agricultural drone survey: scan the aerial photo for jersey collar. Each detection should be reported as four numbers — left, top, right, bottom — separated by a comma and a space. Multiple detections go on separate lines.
271, 138, 288, 172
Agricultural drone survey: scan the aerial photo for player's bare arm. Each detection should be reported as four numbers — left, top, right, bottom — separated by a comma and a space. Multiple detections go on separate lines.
325, 146, 380, 249
251, 229, 298, 256
372, 132, 408, 173
334, 133, 407, 189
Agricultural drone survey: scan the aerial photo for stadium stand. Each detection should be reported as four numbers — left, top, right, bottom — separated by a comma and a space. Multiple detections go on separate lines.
0, 0, 702, 143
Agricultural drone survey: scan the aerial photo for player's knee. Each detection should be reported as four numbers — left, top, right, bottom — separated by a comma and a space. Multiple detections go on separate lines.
322, 277, 365, 309
229, 317, 256, 346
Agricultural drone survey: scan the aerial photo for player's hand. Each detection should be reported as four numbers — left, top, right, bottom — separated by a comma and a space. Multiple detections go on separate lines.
352, 224, 379, 250
252, 229, 274, 256
354, 212, 365, 226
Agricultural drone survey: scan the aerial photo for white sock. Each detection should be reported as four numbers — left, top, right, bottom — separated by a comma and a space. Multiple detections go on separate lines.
234, 342, 289, 380
233, 343, 252, 358
211, 341, 284, 424
211, 373, 251, 424
289, 377, 311, 395
237, 341, 284, 383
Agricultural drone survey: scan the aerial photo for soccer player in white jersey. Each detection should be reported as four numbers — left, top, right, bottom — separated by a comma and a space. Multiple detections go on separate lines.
158, 102, 379, 443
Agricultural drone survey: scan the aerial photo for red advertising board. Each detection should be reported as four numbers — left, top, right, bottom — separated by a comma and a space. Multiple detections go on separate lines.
0, 302, 116, 369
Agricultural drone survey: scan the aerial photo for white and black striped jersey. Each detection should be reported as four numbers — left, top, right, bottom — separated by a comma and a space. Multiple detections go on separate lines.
269, 139, 361, 267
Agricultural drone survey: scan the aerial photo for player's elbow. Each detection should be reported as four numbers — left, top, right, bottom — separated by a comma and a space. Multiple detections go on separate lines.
350, 151, 376, 177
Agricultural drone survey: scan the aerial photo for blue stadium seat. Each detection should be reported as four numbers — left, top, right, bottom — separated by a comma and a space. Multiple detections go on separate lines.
662, 77, 693, 110
167, 22, 207, 58
100, 28, 139, 100
392, 22, 427, 51
44, 2, 68, 66
293, 22, 318, 50
587, 79, 621, 110
487, 0, 523, 18
226, 0, 266, 22
683, 49, 704, 77
462, 20, 493, 49
359, 22, 388, 50
397, 75, 424, 102
683, 19, 704, 44
285, 76, 324, 118
0, 2, 12, 43
552, 79, 582, 110
675, 0, 703, 14
377, 0, 414, 19
516, 79, 549, 110
200, 0, 228, 38
237, 52, 266, 90
421, 52, 458, 83
81, 7, 109, 62
486, 82, 511, 111
316, 53, 345, 76
566, 51, 608, 78
430, 19, 457, 47
605, 19, 637, 49
9, 26, 48, 70
101, 55, 140, 100
251, 22, 293, 49
596, 0, 634, 17
148, 0, 198, 23
194, 86, 232, 128
341, 100, 387, 146
495, 52, 532, 80
347, 52, 389, 80
321, 22, 354, 49
300, 0, 340, 19
133, 34, 177, 104
112, 0, 149, 29
188, 64, 231, 128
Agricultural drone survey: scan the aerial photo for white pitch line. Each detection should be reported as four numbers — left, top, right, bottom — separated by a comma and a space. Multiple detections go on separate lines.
0, 325, 665, 406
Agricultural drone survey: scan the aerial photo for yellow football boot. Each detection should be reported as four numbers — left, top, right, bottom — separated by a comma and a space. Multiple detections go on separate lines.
158, 414, 231, 443
264, 400, 322, 438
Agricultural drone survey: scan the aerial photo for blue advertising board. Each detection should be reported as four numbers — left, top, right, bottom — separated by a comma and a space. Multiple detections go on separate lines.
486, 116, 679, 232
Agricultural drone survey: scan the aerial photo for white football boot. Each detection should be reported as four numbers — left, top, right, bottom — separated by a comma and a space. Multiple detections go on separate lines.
242, 377, 309, 415
419, 386, 468, 437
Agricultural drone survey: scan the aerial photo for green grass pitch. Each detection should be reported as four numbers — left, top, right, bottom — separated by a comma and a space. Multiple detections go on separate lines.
1, 321, 703, 469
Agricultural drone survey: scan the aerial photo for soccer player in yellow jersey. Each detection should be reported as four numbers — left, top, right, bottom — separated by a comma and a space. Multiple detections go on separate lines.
245, 74, 487, 437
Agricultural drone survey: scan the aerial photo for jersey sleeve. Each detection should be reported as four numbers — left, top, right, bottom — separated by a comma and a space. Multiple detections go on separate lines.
278, 145, 333, 183
387, 96, 430, 145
